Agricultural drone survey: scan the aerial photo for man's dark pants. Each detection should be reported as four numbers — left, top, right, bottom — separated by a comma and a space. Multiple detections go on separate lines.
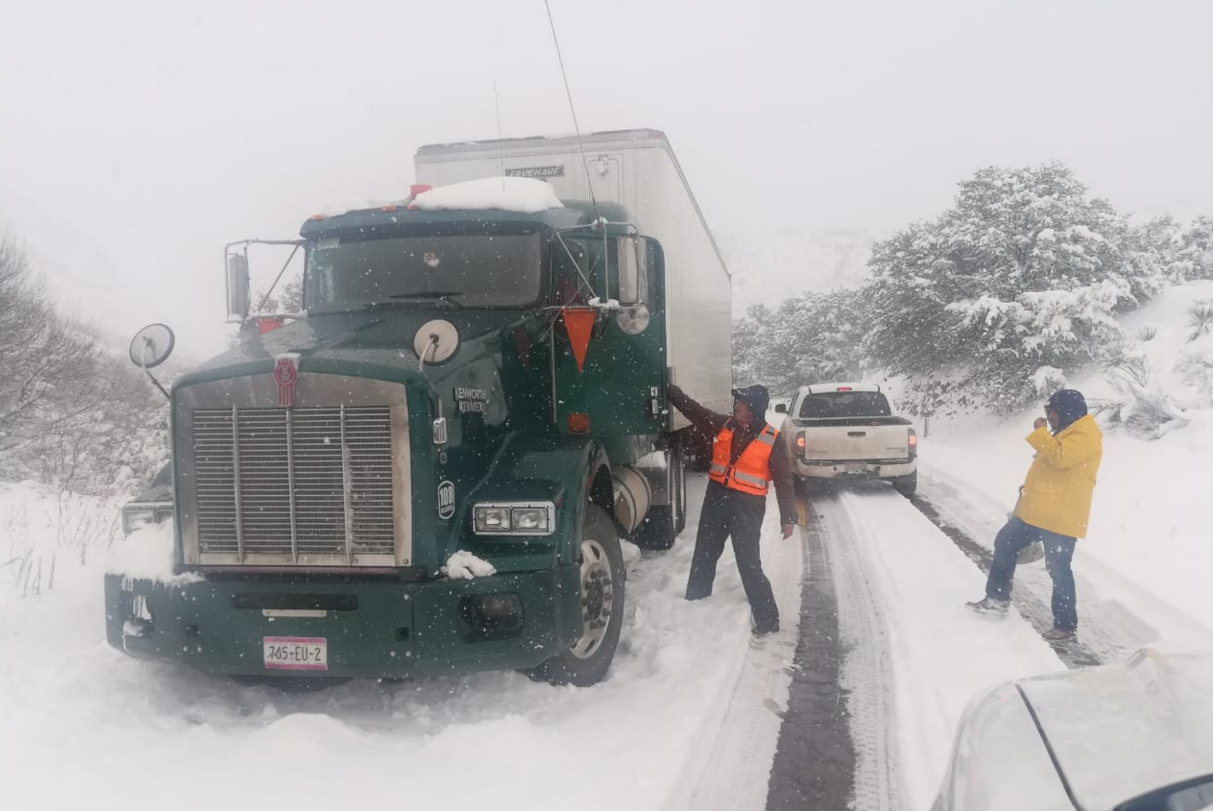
686, 481, 779, 631
986, 516, 1078, 632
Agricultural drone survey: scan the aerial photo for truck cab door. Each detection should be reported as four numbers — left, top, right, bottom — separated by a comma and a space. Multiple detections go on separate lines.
554, 236, 666, 437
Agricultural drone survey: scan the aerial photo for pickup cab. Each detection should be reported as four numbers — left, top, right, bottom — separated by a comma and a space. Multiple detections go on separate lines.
776, 383, 918, 495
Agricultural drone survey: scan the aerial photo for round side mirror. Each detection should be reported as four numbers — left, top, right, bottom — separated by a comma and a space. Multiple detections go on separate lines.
129, 323, 176, 369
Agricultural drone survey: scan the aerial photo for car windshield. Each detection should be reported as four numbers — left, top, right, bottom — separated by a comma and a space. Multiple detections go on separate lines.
303, 230, 543, 312
800, 391, 892, 418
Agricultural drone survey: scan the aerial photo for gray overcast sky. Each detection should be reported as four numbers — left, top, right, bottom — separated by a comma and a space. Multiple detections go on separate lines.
2, 0, 1210, 357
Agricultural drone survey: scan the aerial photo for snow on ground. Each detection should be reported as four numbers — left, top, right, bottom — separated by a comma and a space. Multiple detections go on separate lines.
919, 284, 1213, 646
0, 476, 798, 811
820, 486, 1066, 809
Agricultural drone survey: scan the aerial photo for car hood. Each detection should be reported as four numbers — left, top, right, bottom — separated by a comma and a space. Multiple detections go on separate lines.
1020, 648, 1213, 810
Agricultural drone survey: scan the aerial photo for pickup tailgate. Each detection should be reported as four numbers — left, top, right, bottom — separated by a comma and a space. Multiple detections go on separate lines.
794, 417, 913, 462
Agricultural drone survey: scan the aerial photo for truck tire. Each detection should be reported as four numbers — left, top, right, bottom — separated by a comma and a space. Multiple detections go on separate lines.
526, 504, 625, 687
892, 471, 917, 497
635, 446, 686, 550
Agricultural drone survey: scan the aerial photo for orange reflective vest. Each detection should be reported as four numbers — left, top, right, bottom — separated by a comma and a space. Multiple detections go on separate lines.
709, 422, 780, 496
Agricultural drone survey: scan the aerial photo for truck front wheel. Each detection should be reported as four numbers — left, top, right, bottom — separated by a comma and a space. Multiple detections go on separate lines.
527, 504, 625, 687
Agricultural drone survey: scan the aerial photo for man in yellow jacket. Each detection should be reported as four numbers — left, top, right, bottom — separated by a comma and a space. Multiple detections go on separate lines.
967, 389, 1103, 641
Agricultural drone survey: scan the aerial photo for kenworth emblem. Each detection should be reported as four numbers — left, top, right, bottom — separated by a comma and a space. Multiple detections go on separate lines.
274, 354, 300, 406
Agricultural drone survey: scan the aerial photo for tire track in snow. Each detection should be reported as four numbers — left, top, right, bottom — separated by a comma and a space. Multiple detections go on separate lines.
809, 491, 905, 811
686, 503, 804, 811
765, 497, 857, 811
911, 466, 1143, 668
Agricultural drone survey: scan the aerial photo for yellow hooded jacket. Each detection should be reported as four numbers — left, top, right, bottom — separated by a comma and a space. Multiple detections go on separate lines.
1014, 413, 1103, 538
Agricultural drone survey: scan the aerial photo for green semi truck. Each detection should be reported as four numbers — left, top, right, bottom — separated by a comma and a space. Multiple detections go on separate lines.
107, 129, 732, 686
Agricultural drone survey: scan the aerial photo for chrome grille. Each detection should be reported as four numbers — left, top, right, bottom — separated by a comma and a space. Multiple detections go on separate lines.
194, 406, 394, 560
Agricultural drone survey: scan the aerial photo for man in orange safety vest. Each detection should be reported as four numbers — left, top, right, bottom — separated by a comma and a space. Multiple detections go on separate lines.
667, 383, 798, 636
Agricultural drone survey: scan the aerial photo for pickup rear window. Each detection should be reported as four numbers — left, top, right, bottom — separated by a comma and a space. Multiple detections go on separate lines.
800, 391, 892, 418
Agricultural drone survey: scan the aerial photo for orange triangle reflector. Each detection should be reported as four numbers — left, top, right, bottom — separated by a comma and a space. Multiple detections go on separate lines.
562, 307, 596, 372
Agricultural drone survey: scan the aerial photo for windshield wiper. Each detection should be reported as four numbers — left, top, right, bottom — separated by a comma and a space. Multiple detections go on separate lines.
359, 292, 464, 311
386, 291, 464, 309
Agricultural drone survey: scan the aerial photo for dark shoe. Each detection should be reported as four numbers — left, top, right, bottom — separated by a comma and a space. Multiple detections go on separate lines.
752, 623, 780, 638
1042, 627, 1076, 642
966, 597, 1009, 616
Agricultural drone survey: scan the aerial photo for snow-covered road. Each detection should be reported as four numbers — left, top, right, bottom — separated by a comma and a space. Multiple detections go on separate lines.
0, 477, 802, 811
4, 459, 1209, 811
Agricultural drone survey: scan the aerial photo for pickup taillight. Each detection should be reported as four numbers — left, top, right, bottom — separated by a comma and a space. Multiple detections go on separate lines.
796, 431, 806, 453
908, 428, 918, 459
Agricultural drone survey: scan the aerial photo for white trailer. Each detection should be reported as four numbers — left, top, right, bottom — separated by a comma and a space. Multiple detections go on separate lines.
414, 129, 733, 427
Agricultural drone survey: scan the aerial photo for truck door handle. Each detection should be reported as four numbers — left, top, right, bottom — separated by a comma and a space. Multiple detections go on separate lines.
848, 431, 866, 437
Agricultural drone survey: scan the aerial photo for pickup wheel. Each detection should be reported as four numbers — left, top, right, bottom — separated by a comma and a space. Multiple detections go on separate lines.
635, 446, 686, 550
892, 471, 917, 497
527, 504, 625, 687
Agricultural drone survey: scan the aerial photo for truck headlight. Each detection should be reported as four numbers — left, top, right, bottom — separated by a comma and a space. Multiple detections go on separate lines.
472, 502, 555, 536
474, 506, 512, 533
510, 507, 550, 533
121, 502, 173, 536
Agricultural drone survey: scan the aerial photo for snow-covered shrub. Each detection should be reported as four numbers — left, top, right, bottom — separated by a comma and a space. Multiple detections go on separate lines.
1177, 217, 1213, 281
1186, 300, 1213, 343
1136, 324, 1158, 342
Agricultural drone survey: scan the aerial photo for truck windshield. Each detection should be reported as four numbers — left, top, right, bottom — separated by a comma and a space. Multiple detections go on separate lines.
303, 231, 543, 312
801, 392, 892, 418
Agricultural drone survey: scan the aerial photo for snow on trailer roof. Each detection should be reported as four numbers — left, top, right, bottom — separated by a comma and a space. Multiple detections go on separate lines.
410, 177, 563, 214
314, 177, 564, 219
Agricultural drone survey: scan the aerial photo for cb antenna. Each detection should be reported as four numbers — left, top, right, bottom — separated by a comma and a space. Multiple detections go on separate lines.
543, 0, 598, 216
494, 81, 506, 191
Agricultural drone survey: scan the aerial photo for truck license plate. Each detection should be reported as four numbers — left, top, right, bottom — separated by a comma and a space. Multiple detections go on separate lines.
263, 636, 328, 671
845, 463, 864, 474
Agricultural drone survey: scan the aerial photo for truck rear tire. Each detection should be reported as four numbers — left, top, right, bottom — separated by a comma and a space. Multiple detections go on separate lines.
526, 504, 625, 687
892, 471, 917, 497
635, 446, 686, 550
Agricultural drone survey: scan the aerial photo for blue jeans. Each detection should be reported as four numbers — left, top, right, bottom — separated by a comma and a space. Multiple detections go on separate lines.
985, 517, 1078, 632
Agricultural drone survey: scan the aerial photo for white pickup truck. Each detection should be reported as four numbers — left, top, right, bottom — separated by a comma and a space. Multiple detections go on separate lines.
775, 383, 918, 495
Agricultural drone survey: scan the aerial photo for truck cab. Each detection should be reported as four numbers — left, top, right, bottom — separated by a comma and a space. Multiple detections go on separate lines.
107, 130, 732, 688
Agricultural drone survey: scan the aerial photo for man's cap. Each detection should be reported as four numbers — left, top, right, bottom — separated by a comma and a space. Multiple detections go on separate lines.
1047, 389, 1088, 430
731, 385, 771, 417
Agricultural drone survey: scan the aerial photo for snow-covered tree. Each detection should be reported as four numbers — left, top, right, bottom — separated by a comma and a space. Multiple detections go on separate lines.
1177, 216, 1213, 280
733, 290, 866, 396
0, 236, 169, 494
863, 162, 1158, 414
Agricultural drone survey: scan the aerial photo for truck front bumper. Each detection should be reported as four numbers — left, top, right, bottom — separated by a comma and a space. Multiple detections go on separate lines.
793, 458, 916, 481
104, 564, 582, 680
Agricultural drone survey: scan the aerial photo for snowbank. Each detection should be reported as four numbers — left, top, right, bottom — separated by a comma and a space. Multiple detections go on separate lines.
411, 177, 563, 214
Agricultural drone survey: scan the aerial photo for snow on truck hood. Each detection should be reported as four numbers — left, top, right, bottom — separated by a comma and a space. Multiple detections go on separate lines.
411, 177, 564, 214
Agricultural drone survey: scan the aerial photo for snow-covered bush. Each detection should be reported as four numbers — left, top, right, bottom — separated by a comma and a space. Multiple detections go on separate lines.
1186, 300, 1213, 343
1176, 217, 1213, 281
